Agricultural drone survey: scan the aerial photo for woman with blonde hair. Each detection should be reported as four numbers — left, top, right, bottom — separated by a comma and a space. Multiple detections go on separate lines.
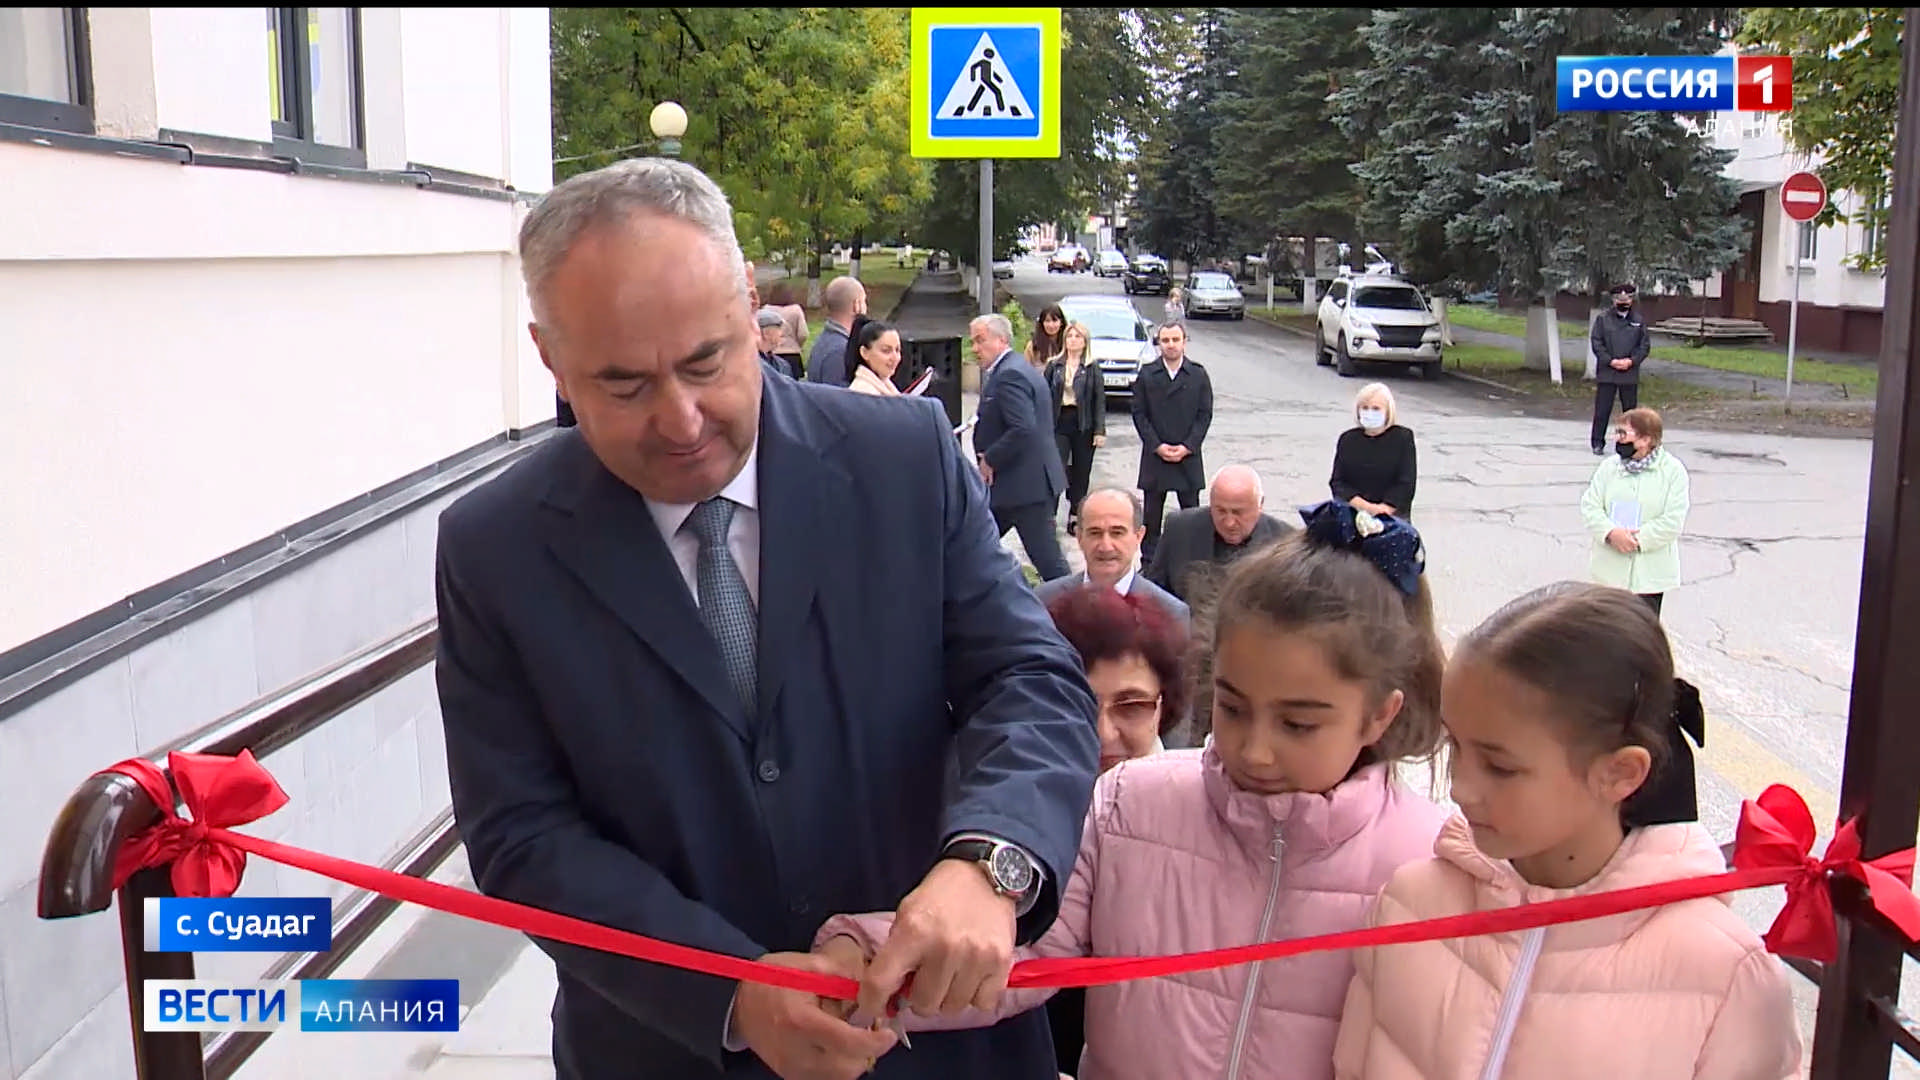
1045, 320, 1106, 533
1330, 382, 1419, 521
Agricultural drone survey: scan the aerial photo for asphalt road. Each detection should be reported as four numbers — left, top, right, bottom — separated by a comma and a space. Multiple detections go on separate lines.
1002, 256, 1906, 1070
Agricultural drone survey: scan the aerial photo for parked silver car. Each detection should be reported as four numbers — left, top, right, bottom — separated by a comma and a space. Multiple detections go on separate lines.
1182, 271, 1246, 320
1315, 274, 1444, 378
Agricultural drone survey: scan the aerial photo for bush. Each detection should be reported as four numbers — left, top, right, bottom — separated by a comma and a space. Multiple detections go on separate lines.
1000, 298, 1031, 356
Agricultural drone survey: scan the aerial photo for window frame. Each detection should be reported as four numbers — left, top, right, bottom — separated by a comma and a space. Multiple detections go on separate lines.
269, 6, 366, 168
0, 8, 94, 134
1794, 219, 1819, 265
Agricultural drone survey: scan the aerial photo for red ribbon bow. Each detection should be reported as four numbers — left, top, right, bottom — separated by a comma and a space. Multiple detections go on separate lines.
1733, 783, 1920, 963
108, 750, 288, 898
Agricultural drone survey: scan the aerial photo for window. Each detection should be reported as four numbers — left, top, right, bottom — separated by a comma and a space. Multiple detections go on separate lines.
0, 7, 90, 133
1741, 112, 1765, 140
267, 7, 363, 165
1794, 221, 1818, 264
1859, 189, 1888, 265
1352, 286, 1428, 311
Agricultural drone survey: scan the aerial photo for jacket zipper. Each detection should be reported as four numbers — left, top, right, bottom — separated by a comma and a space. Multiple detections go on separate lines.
1224, 828, 1285, 1080
1476, 926, 1546, 1080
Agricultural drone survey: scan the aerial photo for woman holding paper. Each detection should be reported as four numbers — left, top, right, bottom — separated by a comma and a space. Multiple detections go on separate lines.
844, 316, 906, 397
1580, 407, 1691, 617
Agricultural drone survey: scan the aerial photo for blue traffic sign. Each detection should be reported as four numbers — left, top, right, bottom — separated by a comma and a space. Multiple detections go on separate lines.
928, 24, 1042, 141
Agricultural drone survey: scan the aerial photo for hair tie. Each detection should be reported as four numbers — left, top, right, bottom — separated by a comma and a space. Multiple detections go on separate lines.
1296, 500, 1426, 596
1672, 677, 1705, 749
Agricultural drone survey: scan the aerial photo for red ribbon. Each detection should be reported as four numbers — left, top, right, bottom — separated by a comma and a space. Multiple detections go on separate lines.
98, 755, 1920, 1000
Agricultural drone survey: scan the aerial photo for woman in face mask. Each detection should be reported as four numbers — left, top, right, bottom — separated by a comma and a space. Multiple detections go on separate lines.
1330, 382, 1418, 522
1579, 407, 1692, 618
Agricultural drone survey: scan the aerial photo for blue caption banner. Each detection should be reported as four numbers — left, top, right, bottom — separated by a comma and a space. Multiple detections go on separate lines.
145, 897, 333, 953
1556, 56, 1734, 112
300, 979, 460, 1032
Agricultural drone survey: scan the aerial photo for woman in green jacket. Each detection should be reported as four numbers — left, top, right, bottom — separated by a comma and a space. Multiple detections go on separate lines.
1580, 407, 1691, 616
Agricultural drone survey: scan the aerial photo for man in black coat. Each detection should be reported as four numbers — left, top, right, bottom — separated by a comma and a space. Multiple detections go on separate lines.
970, 313, 1071, 580
1144, 464, 1293, 604
1131, 321, 1213, 561
1589, 282, 1651, 454
437, 158, 1098, 1080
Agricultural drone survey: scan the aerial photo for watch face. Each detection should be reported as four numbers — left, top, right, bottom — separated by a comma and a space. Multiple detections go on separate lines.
990, 845, 1036, 895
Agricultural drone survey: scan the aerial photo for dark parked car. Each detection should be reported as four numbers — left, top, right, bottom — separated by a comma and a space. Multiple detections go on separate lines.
1123, 257, 1170, 296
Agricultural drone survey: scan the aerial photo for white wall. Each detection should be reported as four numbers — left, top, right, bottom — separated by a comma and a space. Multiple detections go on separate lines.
148, 7, 273, 142
0, 8, 555, 655
1714, 113, 1889, 311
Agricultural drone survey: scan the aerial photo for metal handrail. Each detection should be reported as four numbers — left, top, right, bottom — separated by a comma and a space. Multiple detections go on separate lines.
35, 618, 448, 1080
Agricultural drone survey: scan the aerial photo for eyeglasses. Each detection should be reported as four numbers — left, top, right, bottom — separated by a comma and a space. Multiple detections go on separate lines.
1102, 696, 1162, 727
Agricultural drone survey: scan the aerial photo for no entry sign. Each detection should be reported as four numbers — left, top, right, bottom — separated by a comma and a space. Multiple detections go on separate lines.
1781, 171, 1828, 222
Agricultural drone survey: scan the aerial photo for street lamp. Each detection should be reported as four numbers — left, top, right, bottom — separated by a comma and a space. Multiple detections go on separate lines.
649, 101, 687, 158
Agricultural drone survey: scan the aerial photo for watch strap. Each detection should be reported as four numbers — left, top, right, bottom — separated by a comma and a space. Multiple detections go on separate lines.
942, 833, 1044, 917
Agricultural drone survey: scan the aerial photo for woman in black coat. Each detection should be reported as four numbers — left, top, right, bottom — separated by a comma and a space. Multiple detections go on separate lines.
1046, 320, 1107, 532
1329, 382, 1418, 521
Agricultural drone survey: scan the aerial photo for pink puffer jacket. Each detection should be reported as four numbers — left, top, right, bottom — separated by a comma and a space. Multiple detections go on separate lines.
1333, 817, 1802, 1079
817, 745, 1448, 1080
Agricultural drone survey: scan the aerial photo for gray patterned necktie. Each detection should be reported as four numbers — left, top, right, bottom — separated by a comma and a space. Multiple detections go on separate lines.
684, 497, 758, 714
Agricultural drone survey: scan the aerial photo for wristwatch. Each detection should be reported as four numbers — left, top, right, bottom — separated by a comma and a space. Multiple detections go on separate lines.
942, 836, 1041, 917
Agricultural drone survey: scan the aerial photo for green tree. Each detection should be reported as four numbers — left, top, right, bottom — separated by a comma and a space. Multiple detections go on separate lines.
1212, 8, 1371, 270
549, 8, 931, 294
1335, 8, 1747, 331
1133, 9, 1237, 264
1739, 7, 1903, 272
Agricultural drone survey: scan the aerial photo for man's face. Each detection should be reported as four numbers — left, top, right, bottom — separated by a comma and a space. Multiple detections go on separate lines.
531, 214, 761, 505
1209, 478, 1263, 546
969, 323, 1008, 364
1158, 325, 1186, 362
1077, 493, 1143, 588
1613, 290, 1634, 312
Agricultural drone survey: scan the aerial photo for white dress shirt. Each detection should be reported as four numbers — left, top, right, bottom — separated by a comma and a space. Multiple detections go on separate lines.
644, 441, 761, 608
1112, 568, 1137, 596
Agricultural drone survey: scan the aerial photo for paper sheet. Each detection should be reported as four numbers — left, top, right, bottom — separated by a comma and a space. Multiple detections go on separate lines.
905, 367, 935, 396
1609, 499, 1642, 530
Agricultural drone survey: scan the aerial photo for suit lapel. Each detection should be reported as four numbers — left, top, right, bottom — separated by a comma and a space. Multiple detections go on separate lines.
754, 377, 846, 732
540, 437, 753, 742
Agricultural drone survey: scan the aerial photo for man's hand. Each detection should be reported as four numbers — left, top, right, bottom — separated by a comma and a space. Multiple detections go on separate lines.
1092, 434, 1106, 448
977, 457, 994, 485
858, 858, 1016, 1023
1611, 357, 1633, 371
813, 936, 871, 1024
1155, 443, 1180, 462
733, 952, 898, 1080
1606, 528, 1640, 554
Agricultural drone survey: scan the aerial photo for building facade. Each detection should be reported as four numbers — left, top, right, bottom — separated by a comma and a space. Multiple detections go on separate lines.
0, 9, 552, 1076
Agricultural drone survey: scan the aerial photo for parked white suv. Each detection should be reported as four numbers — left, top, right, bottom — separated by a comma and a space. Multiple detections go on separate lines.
1316, 274, 1443, 378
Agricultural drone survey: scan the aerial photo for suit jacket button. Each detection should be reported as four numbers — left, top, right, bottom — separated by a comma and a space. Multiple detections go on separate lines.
757, 760, 781, 783
789, 898, 811, 915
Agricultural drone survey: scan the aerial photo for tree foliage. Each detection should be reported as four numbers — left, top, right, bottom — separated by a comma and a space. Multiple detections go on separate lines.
549, 8, 931, 273
1132, 9, 1238, 263
1334, 8, 1747, 299
1211, 8, 1372, 263
1739, 7, 1903, 272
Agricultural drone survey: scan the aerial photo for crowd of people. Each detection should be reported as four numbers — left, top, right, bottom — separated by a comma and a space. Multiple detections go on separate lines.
463, 157, 1764, 1080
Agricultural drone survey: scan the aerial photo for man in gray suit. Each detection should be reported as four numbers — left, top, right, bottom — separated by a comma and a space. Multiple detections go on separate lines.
1144, 464, 1293, 605
1036, 488, 1189, 631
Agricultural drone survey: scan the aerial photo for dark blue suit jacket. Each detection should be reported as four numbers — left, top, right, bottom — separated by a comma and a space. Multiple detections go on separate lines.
974, 350, 1066, 510
434, 372, 1099, 1078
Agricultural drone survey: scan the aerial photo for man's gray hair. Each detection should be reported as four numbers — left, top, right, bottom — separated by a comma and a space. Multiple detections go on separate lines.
1209, 464, 1264, 499
1082, 487, 1144, 530
518, 157, 747, 318
971, 313, 1013, 344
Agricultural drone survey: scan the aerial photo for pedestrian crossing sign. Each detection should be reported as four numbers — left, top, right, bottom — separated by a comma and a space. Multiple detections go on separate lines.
911, 8, 1061, 159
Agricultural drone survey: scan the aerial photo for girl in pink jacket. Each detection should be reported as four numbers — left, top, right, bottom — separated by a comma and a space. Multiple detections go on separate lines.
1334, 581, 1801, 1079
818, 502, 1451, 1079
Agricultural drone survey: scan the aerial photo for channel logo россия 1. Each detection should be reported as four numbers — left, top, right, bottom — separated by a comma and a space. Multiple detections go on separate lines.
1557, 55, 1793, 113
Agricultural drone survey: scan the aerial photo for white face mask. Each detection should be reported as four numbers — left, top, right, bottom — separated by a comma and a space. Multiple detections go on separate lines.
1358, 407, 1388, 431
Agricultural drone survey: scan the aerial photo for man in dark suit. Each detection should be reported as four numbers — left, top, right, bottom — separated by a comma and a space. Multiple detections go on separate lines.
1131, 321, 1213, 562
1034, 487, 1189, 631
1589, 282, 1651, 454
969, 314, 1071, 581
435, 158, 1099, 1080
1145, 464, 1293, 604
